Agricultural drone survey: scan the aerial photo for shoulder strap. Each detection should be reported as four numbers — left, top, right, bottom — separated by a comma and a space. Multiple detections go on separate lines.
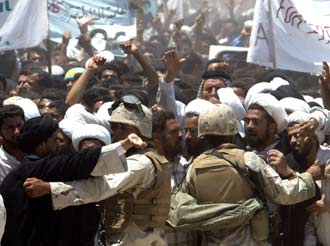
203, 149, 250, 180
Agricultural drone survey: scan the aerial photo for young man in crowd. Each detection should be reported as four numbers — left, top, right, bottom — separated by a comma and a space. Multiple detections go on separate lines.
0, 105, 25, 184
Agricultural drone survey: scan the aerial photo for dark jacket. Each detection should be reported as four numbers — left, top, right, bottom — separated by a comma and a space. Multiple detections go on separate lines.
0, 147, 101, 246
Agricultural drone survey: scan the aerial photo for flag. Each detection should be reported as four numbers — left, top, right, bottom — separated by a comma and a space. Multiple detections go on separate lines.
247, 0, 330, 73
0, 0, 48, 51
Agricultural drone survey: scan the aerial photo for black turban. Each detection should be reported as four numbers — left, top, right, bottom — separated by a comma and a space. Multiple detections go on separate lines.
16, 115, 58, 154
201, 70, 231, 81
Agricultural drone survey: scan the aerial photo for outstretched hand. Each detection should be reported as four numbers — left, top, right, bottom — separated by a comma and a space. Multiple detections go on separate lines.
120, 41, 138, 55
162, 49, 185, 82
76, 14, 93, 28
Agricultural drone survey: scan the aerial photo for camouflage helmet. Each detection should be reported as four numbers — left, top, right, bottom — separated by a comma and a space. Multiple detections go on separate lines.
109, 96, 152, 138
198, 104, 238, 137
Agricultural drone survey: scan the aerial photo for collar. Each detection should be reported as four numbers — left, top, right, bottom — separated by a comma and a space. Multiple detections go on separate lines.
252, 141, 280, 158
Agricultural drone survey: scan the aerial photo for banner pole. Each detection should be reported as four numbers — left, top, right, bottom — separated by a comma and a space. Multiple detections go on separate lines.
46, 4, 52, 76
46, 36, 52, 76
267, 0, 277, 69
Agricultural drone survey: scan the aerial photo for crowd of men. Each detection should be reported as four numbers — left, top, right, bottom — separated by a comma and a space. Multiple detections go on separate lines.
0, 1, 330, 245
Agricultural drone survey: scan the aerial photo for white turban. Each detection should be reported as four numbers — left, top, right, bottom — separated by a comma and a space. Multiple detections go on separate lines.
59, 119, 84, 140
184, 98, 215, 116
287, 111, 309, 124
218, 87, 246, 120
244, 77, 290, 108
13, 98, 40, 121
96, 101, 114, 121
3, 96, 23, 105
280, 97, 310, 114
72, 124, 111, 151
245, 93, 288, 133
43, 65, 65, 76
287, 111, 324, 143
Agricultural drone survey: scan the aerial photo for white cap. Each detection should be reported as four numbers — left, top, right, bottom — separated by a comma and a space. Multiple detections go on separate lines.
72, 124, 111, 151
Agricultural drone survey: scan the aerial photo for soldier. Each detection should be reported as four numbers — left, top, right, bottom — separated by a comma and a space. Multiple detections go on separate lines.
24, 96, 172, 246
185, 104, 318, 245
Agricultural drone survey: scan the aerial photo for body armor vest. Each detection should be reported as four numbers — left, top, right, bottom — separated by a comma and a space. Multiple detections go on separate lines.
100, 150, 171, 239
190, 144, 254, 203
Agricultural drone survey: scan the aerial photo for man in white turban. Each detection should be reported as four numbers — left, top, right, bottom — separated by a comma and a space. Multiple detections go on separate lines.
72, 124, 111, 152
244, 93, 288, 157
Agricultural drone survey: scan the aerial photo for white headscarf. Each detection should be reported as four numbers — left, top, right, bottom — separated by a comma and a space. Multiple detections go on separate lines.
280, 97, 310, 114
244, 77, 290, 108
72, 124, 111, 151
184, 98, 215, 116
9, 98, 40, 120
59, 119, 84, 140
218, 87, 246, 120
245, 93, 288, 133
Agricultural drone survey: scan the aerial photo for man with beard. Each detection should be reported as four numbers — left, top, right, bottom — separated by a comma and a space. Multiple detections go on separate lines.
0, 105, 25, 184
244, 93, 322, 245
140, 110, 199, 246
23, 97, 173, 246
184, 104, 317, 245
183, 99, 214, 161
272, 111, 329, 246
244, 93, 289, 157
1, 114, 142, 246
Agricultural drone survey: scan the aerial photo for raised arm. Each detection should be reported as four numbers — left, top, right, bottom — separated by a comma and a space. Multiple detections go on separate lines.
320, 61, 330, 110
120, 41, 159, 91
56, 31, 71, 67
65, 55, 105, 106
157, 50, 185, 123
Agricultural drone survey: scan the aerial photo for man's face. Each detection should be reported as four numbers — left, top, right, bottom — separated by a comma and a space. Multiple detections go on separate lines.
111, 122, 140, 142
244, 109, 275, 150
0, 116, 24, 144
161, 119, 183, 158
100, 69, 118, 81
202, 79, 225, 102
56, 130, 71, 154
79, 139, 104, 150
29, 51, 46, 66
38, 99, 63, 122
184, 115, 199, 155
25, 73, 41, 93
44, 130, 60, 155
66, 79, 75, 91
17, 74, 33, 93
288, 123, 317, 158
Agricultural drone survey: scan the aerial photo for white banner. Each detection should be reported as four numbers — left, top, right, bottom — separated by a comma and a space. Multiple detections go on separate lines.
48, 0, 136, 42
0, 0, 48, 51
247, 0, 330, 73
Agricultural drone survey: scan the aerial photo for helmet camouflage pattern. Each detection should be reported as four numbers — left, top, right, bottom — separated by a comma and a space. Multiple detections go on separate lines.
198, 104, 239, 137
110, 102, 152, 138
